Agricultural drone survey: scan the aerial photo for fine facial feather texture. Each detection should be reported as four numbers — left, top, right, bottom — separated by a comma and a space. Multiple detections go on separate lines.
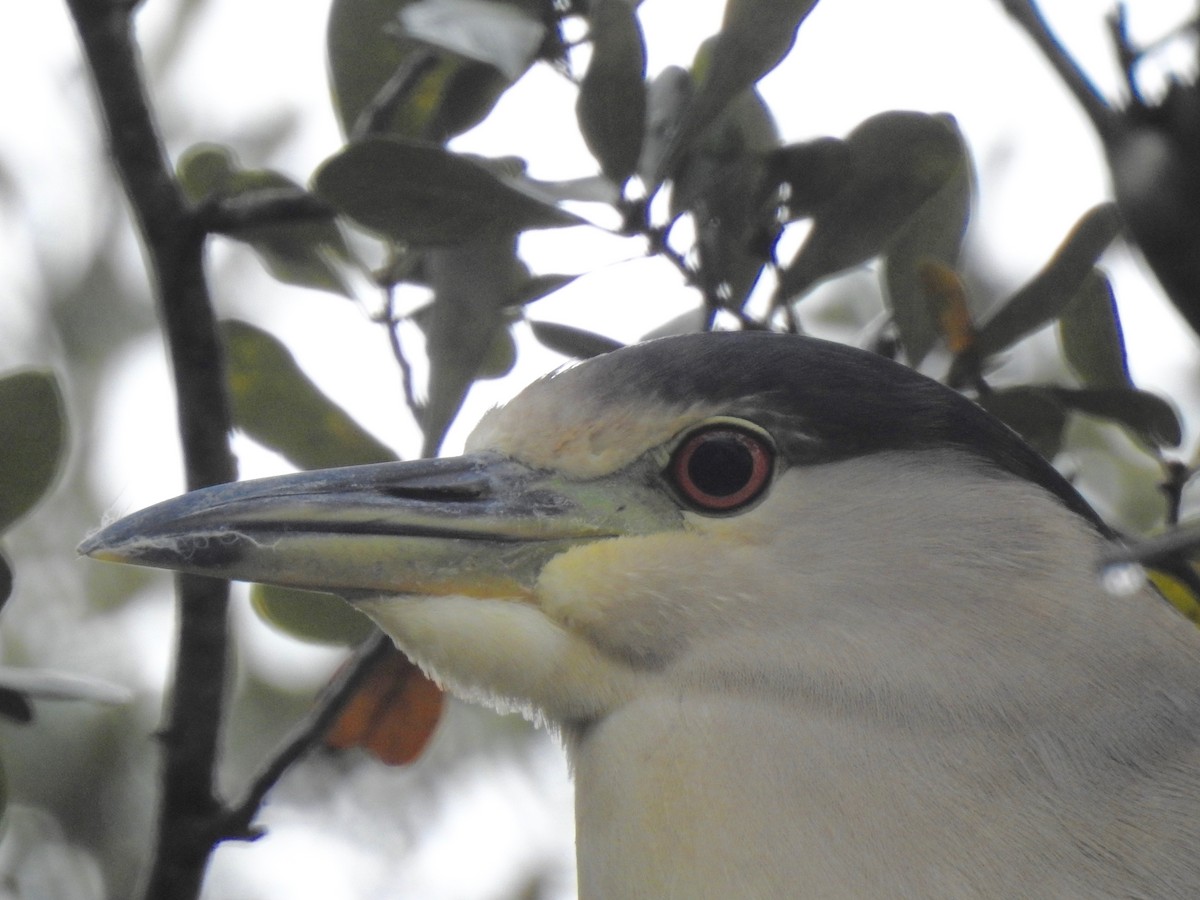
469, 332, 1106, 530
465, 335, 1200, 897
560, 454, 1200, 898
405, 389, 1200, 897
81, 332, 1200, 897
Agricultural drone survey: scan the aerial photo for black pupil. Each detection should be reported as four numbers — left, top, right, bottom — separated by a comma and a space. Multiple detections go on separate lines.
688, 436, 753, 497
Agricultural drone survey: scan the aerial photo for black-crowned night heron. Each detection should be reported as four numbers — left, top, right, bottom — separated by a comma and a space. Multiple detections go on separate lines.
82, 332, 1200, 897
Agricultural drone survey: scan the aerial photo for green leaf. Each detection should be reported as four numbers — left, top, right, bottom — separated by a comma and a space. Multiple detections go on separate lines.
880, 118, 973, 364
638, 66, 692, 185
519, 173, 621, 205
220, 320, 397, 469
1059, 269, 1131, 389
577, 0, 647, 186
1050, 386, 1181, 448
671, 84, 780, 308
669, 79, 779, 216
986, 383, 1179, 458
974, 204, 1122, 358
475, 319, 519, 380
641, 306, 708, 339
776, 112, 967, 305
251, 583, 376, 646
418, 233, 525, 455
313, 137, 586, 245
178, 144, 357, 298
656, 0, 819, 183
326, 0, 522, 140
530, 320, 623, 359
0, 371, 67, 533
329, 0, 420, 135
512, 272, 579, 306
980, 387, 1068, 460
768, 137, 852, 217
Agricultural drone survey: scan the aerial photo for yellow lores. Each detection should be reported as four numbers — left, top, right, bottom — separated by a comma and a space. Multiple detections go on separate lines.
83, 333, 1200, 898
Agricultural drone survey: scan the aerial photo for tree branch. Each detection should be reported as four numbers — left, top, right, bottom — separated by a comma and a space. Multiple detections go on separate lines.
65, 3, 236, 898
998, 0, 1123, 141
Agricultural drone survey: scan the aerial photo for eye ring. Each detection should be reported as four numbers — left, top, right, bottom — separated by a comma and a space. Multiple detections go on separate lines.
668, 423, 775, 513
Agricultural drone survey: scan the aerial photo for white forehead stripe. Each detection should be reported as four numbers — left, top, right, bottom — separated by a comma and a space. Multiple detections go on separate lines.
467, 365, 720, 478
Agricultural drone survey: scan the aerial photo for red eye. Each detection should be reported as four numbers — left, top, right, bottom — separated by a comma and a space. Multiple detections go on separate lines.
669, 426, 774, 513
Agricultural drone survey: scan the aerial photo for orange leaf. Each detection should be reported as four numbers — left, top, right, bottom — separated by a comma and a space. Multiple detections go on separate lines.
919, 260, 976, 355
325, 646, 445, 766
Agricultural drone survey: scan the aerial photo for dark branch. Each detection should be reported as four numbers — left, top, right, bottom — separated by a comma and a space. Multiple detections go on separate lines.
998, 0, 1123, 141
64, 3, 235, 899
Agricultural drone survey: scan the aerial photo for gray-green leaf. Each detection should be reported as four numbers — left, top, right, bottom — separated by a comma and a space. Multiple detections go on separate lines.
221, 320, 397, 470
251, 584, 376, 646
314, 138, 586, 245
974, 204, 1122, 358
418, 232, 525, 455
881, 119, 974, 364
0, 371, 66, 534
179, 144, 358, 298
1059, 269, 1130, 389
327, 0, 518, 140
577, 0, 647, 186
656, 0, 819, 184
1052, 386, 1181, 449
530, 320, 623, 359
776, 111, 966, 305
980, 387, 1069, 460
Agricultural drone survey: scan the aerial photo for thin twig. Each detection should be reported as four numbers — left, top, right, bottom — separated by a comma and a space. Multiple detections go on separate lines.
223, 632, 393, 840
1099, 518, 1200, 569
64, 3, 236, 899
378, 286, 424, 425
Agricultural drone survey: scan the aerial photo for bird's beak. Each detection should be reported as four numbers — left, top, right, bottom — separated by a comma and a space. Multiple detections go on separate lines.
80, 453, 675, 601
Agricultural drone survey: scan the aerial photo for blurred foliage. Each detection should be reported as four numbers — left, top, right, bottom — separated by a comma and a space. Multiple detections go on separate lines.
0, 370, 67, 535
178, 144, 359, 298
221, 320, 396, 470
6, 1, 1200, 899
249, 583, 376, 645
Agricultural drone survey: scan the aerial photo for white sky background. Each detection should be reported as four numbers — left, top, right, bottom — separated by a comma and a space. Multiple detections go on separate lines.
5, 1, 1200, 898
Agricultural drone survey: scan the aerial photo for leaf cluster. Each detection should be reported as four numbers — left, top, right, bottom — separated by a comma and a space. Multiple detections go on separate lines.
194, 0, 1185, 513
34, 4, 1200, 895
